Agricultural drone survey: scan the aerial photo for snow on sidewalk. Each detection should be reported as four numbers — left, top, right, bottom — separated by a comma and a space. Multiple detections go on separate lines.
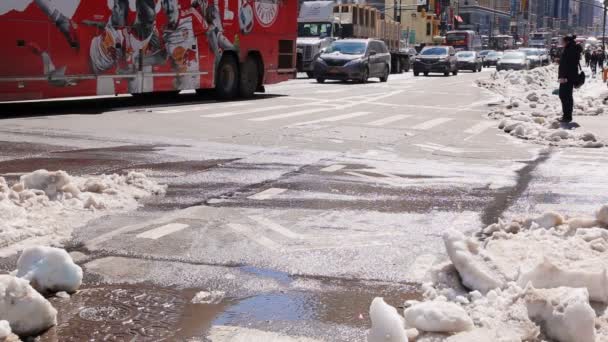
0, 170, 166, 256
367, 204, 608, 342
477, 65, 608, 148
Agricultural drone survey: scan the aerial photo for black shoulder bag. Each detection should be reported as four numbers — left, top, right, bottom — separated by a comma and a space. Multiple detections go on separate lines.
574, 61, 585, 88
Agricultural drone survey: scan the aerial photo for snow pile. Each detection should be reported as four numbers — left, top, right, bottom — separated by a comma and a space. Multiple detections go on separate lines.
368, 204, 608, 341
0, 275, 57, 336
0, 321, 11, 339
367, 297, 409, 342
14, 246, 83, 294
477, 65, 607, 148
191, 290, 225, 304
0, 170, 166, 253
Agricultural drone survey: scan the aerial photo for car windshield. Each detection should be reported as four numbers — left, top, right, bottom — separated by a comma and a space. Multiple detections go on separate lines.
456, 52, 474, 57
479, 50, 491, 56
421, 47, 448, 56
487, 52, 502, 57
324, 41, 367, 55
503, 52, 525, 60
298, 22, 332, 38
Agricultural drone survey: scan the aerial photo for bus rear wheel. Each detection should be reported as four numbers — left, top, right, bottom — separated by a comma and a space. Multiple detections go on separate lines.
239, 56, 260, 99
215, 55, 239, 100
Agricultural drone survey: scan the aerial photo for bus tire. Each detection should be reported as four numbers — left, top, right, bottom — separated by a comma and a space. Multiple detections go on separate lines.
239, 56, 259, 98
215, 54, 239, 100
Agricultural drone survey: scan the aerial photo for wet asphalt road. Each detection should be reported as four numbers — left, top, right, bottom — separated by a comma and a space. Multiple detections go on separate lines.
2, 70, 608, 341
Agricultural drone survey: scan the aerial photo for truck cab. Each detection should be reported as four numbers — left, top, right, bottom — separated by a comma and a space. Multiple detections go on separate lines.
297, 1, 341, 78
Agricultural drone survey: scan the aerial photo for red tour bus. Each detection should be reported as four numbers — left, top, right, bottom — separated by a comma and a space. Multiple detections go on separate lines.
445, 30, 482, 51
0, 0, 297, 102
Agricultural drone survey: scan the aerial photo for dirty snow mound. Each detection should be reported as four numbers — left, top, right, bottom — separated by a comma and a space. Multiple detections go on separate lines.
15, 246, 82, 294
478, 65, 607, 147
0, 275, 57, 336
191, 290, 225, 304
0, 170, 166, 255
367, 297, 408, 342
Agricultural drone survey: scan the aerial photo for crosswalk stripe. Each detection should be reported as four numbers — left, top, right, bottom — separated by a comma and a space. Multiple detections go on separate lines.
156, 102, 249, 114
411, 117, 454, 130
464, 121, 496, 134
290, 111, 372, 126
227, 223, 281, 250
366, 114, 411, 126
321, 164, 346, 172
249, 107, 331, 122
201, 105, 288, 118
248, 188, 287, 200
249, 216, 306, 239
136, 223, 189, 240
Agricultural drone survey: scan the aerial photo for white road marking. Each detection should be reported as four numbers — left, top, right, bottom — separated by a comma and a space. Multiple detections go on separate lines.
250, 107, 332, 122
315, 88, 349, 94
202, 105, 289, 118
251, 91, 402, 122
464, 121, 496, 135
366, 114, 411, 126
157, 102, 249, 114
290, 241, 391, 252
321, 164, 346, 172
406, 254, 437, 281
207, 325, 322, 342
345, 171, 399, 186
248, 188, 288, 200
411, 117, 454, 130
136, 223, 189, 240
227, 223, 281, 250
289, 111, 372, 126
248, 216, 306, 239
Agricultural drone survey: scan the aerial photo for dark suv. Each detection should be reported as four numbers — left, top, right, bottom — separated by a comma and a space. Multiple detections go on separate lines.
413, 46, 458, 76
312, 39, 391, 83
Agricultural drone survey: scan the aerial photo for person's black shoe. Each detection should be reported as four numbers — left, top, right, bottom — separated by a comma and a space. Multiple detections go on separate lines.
559, 117, 572, 123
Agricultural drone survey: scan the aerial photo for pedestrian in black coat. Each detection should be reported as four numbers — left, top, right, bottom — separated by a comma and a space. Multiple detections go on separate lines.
585, 49, 591, 67
591, 51, 598, 76
558, 35, 581, 123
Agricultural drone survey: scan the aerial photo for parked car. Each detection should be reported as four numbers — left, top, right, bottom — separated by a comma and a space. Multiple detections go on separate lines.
483, 51, 503, 67
455, 51, 482, 72
413, 46, 458, 76
539, 48, 550, 65
519, 48, 542, 68
312, 39, 391, 83
479, 50, 492, 65
496, 51, 529, 71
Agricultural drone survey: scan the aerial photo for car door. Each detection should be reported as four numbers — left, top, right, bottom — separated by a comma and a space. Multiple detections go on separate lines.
368, 41, 381, 76
379, 42, 390, 74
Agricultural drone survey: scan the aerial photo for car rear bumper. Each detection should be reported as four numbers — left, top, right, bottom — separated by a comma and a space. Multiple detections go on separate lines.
413, 61, 450, 73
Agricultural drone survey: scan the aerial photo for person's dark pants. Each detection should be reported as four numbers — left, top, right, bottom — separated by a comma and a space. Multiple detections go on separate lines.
559, 81, 574, 122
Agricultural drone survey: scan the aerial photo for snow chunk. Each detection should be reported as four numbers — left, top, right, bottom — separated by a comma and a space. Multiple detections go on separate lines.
0, 321, 11, 339
21, 170, 71, 200
367, 297, 408, 342
15, 246, 83, 294
517, 258, 608, 303
0, 275, 57, 336
597, 204, 608, 226
443, 229, 506, 293
403, 301, 473, 333
525, 287, 596, 342
526, 211, 564, 229
191, 290, 225, 304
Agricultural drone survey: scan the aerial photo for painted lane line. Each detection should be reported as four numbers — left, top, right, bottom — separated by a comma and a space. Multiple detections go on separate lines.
251, 91, 403, 122
290, 241, 391, 252
411, 117, 454, 130
248, 188, 288, 200
366, 114, 412, 126
248, 216, 306, 239
463, 121, 496, 138
289, 111, 372, 126
136, 223, 189, 240
321, 164, 346, 172
314, 88, 350, 94
345, 171, 399, 187
157, 102, 249, 114
228, 223, 281, 250
250, 107, 332, 122
202, 105, 289, 118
